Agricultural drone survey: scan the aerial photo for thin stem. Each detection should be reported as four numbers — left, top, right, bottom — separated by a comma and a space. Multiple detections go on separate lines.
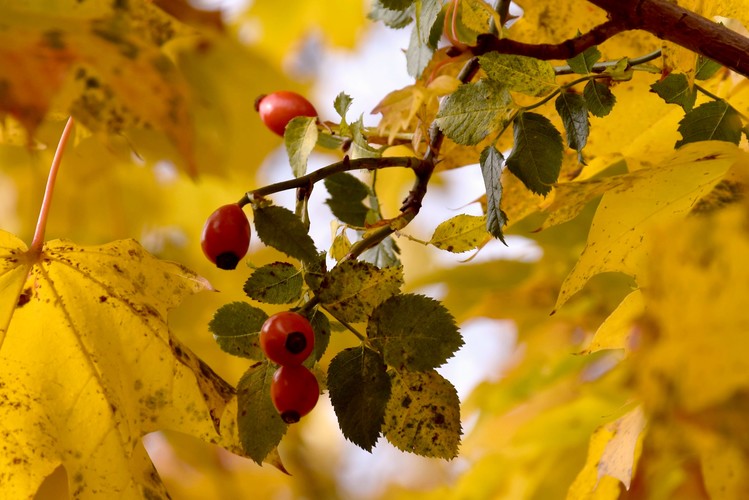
240, 156, 424, 204
321, 304, 367, 343
554, 49, 663, 75
30, 117, 75, 255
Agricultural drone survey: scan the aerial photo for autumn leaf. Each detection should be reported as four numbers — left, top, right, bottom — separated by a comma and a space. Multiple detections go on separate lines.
555, 141, 747, 310
0, 236, 243, 497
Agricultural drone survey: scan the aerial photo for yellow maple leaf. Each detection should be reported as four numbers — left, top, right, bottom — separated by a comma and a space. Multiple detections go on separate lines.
555, 141, 748, 310
0, 235, 243, 497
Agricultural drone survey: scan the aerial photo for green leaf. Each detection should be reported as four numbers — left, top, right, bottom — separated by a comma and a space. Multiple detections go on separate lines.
284, 116, 318, 178
350, 116, 381, 159
479, 53, 557, 96
368, 0, 414, 29
334, 92, 353, 120
243, 262, 303, 304
324, 172, 371, 227
479, 146, 508, 243
676, 101, 743, 148
383, 369, 461, 459
328, 346, 391, 451
405, 0, 441, 77
318, 261, 403, 323
429, 214, 488, 253
309, 309, 331, 362
379, 0, 414, 10
253, 205, 318, 264
650, 73, 697, 112
303, 251, 328, 293
360, 235, 401, 268
506, 112, 564, 195
555, 90, 590, 159
208, 302, 268, 359
435, 79, 515, 145
583, 80, 616, 117
237, 361, 288, 464
368, 294, 463, 371
567, 45, 602, 75
696, 56, 721, 80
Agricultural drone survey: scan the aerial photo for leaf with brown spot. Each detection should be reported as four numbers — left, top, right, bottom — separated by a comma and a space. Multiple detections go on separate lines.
0, 235, 247, 497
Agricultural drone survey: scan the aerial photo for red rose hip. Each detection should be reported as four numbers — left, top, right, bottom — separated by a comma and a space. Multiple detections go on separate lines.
256, 91, 318, 136
260, 311, 315, 365
270, 365, 320, 423
201, 203, 251, 270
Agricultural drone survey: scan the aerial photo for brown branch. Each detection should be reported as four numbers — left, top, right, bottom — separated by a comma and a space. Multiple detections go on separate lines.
472, 19, 628, 59
589, 0, 749, 78
472, 0, 749, 79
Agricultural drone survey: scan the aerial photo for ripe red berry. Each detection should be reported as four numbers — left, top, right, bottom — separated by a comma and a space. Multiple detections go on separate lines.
201, 203, 251, 270
255, 91, 318, 136
270, 365, 320, 423
260, 311, 315, 365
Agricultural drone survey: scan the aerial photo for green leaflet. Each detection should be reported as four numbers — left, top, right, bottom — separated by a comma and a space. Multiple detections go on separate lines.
506, 112, 563, 196
324, 172, 371, 227
284, 116, 318, 178
252, 205, 318, 264
480, 145, 508, 243
650, 73, 696, 112
208, 301, 267, 359
328, 346, 391, 451
676, 100, 743, 148
583, 80, 616, 117
368, 294, 463, 371
555, 90, 590, 160
243, 262, 303, 305
435, 78, 515, 146
237, 361, 288, 464
567, 45, 602, 75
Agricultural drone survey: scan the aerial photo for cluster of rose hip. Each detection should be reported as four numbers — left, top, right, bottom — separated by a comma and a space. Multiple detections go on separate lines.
200, 91, 320, 423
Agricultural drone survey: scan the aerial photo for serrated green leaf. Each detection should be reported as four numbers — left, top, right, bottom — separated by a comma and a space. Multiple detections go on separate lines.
583, 80, 616, 117
429, 214, 489, 253
696, 56, 721, 80
567, 45, 602, 75
676, 101, 743, 148
368, 0, 414, 29
237, 361, 288, 464
309, 310, 331, 362
318, 261, 403, 323
328, 346, 391, 451
479, 53, 557, 96
650, 73, 696, 112
208, 302, 268, 359
555, 90, 590, 158
334, 92, 353, 120
284, 116, 318, 178
435, 79, 515, 146
324, 172, 371, 227
350, 116, 381, 159
480, 146, 508, 243
406, 0, 441, 77
243, 262, 303, 305
360, 235, 401, 268
253, 205, 318, 264
379, 0, 414, 10
368, 294, 463, 371
506, 112, 564, 195
383, 369, 461, 459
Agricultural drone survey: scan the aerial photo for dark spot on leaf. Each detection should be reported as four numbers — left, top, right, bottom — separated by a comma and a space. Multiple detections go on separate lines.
99, 296, 107, 303
17, 288, 32, 308
401, 395, 412, 408
433, 412, 445, 425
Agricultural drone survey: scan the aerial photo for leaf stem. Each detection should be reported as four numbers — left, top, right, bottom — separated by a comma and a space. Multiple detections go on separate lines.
30, 117, 75, 256
240, 156, 425, 204
321, 304, 367, 343
554, 49, 663, 75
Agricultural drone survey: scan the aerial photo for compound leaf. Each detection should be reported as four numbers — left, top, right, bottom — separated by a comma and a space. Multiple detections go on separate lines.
328, 346, 391, 451
368, 294, 463, 371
